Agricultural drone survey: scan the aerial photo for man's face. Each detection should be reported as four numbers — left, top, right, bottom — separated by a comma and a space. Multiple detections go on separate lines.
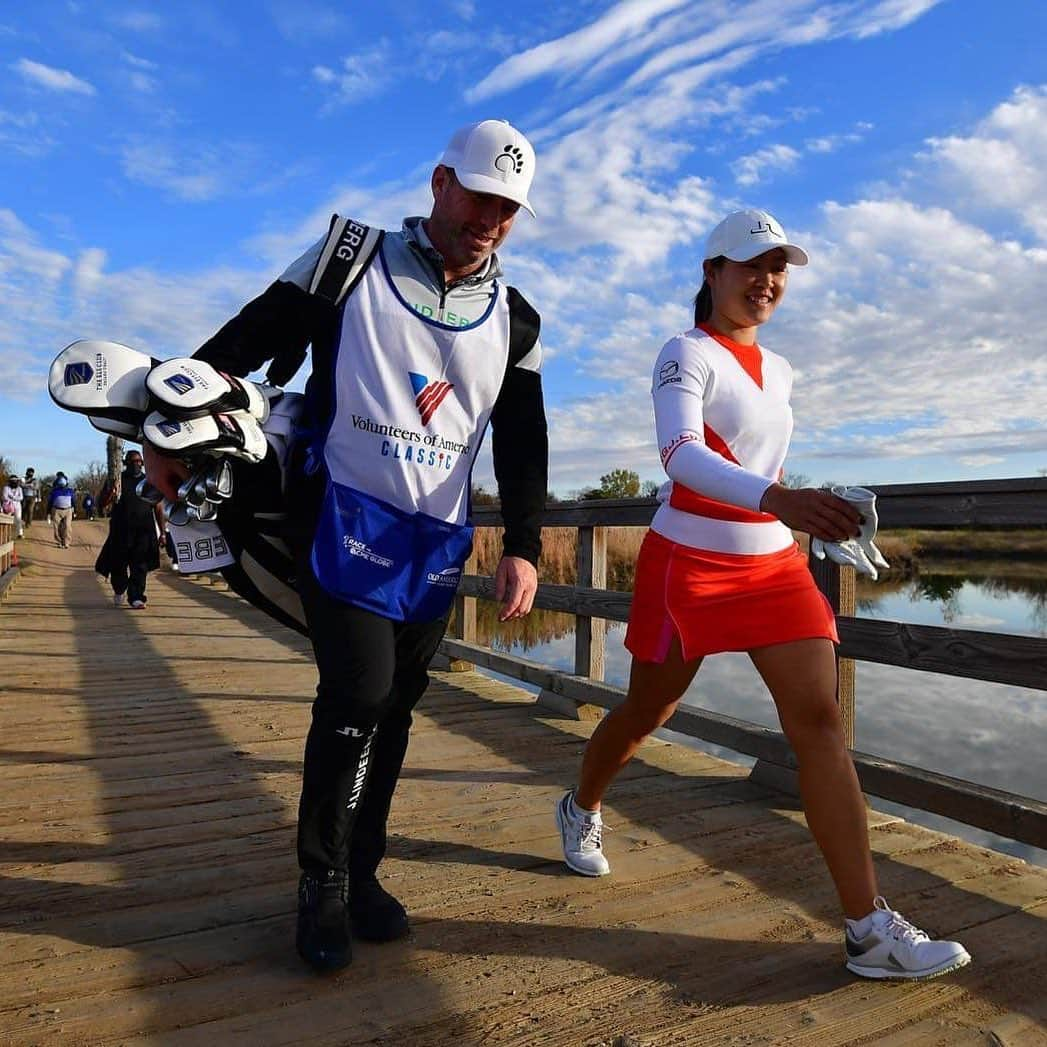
428, 166, 519, 276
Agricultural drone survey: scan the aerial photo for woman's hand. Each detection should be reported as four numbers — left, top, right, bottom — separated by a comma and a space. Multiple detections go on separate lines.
759, 483, 862, 542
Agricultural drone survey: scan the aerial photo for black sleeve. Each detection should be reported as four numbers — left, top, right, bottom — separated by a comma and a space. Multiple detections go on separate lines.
490, 288, 547, 566
193, 279, 320, 384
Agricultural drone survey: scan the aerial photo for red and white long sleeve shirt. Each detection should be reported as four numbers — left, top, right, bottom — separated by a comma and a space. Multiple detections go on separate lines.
651, 323, 795, 555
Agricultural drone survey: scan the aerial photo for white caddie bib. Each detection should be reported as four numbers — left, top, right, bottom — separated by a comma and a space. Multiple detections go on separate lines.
310, 247, 511, 620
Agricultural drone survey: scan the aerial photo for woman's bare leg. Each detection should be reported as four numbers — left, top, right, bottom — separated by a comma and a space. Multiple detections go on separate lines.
748, 638, 877, 919
575, 636, 702, 810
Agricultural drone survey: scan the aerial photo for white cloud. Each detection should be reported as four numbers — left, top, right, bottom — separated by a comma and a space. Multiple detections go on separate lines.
118, 140, 283, 203
466, 0, 692, 102
121, 51, 157, 70
468, 0, 943, 108
852, 0, 945, 38
731, 143, 801, 186
805, 123, 872, 153
120, 143, 228, 202
0, 108, 54, 156
927, 85, 1047, 242
12, 58, 96, 95
127, 71, 156, 93
312, 42, 392, 108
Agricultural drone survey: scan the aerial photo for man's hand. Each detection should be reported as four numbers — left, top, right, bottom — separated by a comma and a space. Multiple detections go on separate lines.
759, 484, 862, 542
142, 442, 190, 502
494, 555, 538, 621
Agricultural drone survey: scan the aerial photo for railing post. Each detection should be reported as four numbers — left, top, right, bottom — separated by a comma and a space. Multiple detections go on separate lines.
749, 549, 857, 795
807, 554, 856, 748
574, 525, 607, 680
558, 525, 607, 721
448, 546, 478, 672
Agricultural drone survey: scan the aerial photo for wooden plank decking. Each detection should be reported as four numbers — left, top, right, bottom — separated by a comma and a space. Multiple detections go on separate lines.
2, 523, 1046, 1046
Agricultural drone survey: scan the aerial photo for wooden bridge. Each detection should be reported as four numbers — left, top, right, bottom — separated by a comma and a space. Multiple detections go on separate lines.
2, 515, 1047, 1046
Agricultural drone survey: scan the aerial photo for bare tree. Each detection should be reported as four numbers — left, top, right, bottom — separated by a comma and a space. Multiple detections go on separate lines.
106, 435, 124, 495
74, 460, 108, 498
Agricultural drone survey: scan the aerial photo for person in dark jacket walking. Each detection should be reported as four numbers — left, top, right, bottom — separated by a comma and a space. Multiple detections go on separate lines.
97, 451, 164, 608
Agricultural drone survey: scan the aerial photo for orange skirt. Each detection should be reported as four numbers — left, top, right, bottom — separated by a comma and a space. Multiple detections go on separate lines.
624, 529, 838, 663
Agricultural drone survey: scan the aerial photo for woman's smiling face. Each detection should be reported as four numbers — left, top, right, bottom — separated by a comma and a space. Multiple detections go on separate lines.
706, 247, 790, 331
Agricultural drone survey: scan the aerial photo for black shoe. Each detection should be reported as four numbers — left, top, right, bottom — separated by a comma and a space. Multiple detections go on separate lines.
350, 878, 409, 942
296, 870, 351, 971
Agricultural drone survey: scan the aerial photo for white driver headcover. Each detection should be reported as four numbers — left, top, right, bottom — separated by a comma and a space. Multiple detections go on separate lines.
146, 358, 270, 423
49, 340, 153, 417
143, 409, 268, 463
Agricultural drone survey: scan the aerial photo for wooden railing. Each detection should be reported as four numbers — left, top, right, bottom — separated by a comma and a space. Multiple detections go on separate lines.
0, 513, 15, 575
441, 477, 1047, 850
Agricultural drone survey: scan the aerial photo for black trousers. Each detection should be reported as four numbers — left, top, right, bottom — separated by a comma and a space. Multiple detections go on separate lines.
111, 559, 148, 603
295, 555, 449, 880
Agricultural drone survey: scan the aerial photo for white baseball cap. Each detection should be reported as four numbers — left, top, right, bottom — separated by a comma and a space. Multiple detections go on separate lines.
704, 209, 808, 266
439, 119, 537, 217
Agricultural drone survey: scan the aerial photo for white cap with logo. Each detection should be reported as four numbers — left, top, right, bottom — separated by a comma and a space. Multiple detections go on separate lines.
439, 119, 537, 217
704, 209, 808, 266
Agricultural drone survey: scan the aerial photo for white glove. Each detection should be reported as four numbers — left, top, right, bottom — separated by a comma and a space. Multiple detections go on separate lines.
810, 485, 890, 581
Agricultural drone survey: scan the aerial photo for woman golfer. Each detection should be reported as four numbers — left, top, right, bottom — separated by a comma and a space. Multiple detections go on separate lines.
556, 209, 970, 981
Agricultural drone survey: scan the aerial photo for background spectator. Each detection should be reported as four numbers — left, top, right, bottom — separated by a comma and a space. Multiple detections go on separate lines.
2, 474, 24, 538
21, 469, 39, 528
48, 472, 77, 549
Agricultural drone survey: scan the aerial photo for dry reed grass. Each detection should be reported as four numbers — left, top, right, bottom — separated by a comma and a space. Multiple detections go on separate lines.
473, 526, 647, 590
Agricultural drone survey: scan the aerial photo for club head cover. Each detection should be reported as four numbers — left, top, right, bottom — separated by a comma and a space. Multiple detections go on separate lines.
88, 414, 143, 440
143, 409, 268, 463
49, 341, 156, 429
146, 358, 271, 423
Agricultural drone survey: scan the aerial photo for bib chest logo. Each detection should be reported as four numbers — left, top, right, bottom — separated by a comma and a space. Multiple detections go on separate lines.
409, 371, 454, 425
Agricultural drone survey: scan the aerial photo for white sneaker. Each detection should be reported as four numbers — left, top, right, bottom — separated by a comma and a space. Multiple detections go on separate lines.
129, 599, 146, 609
845, 896, 971, 980
113, 593, 126, 606
556, 790, 609, 877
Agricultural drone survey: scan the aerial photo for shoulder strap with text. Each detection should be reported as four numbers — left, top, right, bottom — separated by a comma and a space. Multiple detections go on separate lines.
309, 215, 384, 307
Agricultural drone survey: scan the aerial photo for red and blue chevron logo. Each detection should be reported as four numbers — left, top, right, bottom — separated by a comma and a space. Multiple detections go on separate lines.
409, 371, 454, 425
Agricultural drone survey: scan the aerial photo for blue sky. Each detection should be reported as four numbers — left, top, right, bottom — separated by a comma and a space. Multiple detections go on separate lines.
3, 0, 1047, 494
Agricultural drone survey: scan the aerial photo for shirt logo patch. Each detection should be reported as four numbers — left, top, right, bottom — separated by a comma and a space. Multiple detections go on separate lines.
409, 371, 454, 426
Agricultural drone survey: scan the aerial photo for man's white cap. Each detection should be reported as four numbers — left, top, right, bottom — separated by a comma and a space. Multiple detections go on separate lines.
439, 119, 537, 217
704, 208, 808, 266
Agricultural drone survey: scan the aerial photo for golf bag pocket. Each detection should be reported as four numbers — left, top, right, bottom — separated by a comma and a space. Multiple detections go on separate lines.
311, 481, 472, 622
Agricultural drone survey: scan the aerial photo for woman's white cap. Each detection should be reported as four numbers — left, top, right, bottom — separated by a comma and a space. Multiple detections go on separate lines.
704, 209, 808, 265
439, 119, 537, 217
